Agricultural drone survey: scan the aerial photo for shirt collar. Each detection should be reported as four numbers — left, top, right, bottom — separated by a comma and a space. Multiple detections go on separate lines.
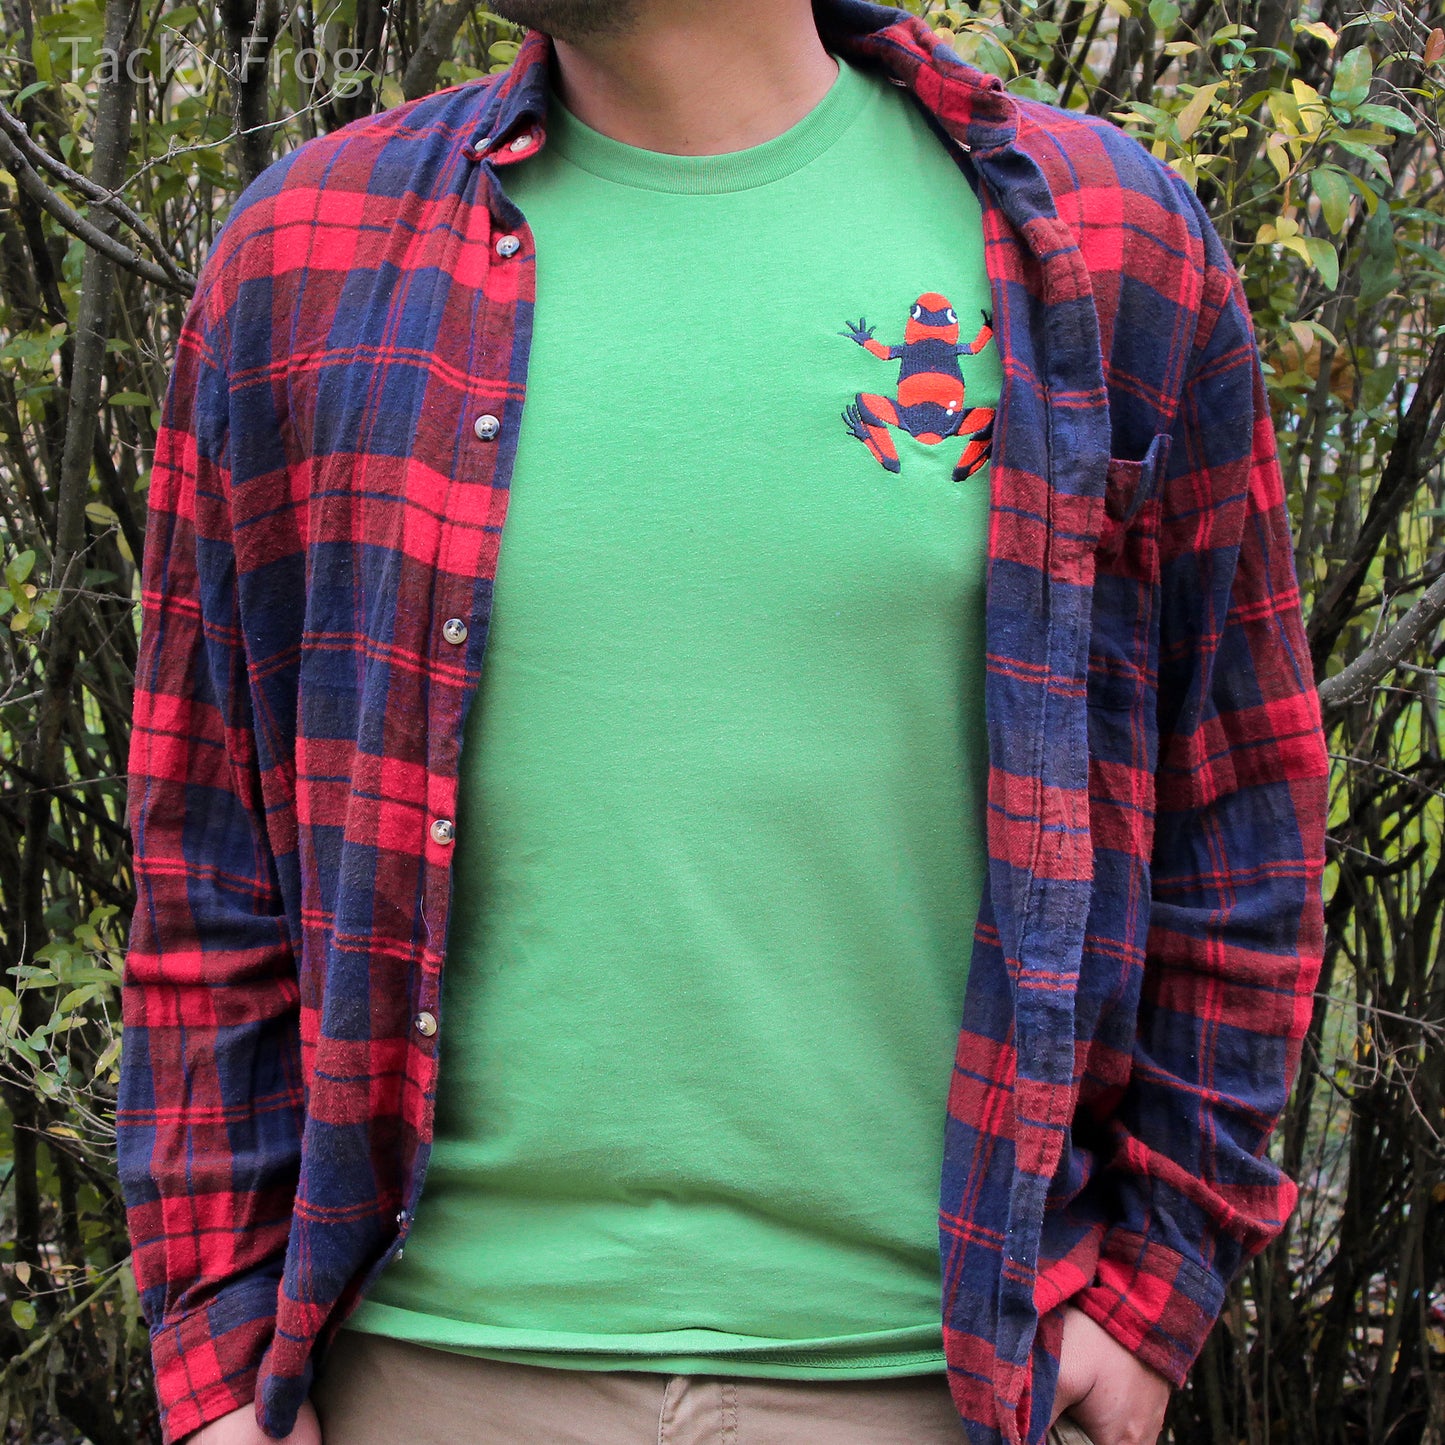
464, 0, 1019, 164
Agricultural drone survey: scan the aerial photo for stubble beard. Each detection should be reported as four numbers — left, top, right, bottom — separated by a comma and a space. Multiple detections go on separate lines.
486, 0, 646, 40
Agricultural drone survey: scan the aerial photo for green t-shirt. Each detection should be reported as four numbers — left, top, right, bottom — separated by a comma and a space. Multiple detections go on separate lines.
345, 54, 1000, 1377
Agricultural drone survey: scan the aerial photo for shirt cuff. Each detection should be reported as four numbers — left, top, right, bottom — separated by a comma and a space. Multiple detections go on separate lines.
146, 1274, 279, 1444
1071, 1229, 1228, 1388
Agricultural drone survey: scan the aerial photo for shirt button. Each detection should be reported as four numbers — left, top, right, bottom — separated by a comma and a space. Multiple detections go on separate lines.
413, 1011, 437, 1037
475, 134, 491, 150
430, 818, 455, 845
495, 234, 521, 258
396, 1209, 408, 1227
442, 617, 468, 645
509, 132, 533, 152
473, 413, 500, 441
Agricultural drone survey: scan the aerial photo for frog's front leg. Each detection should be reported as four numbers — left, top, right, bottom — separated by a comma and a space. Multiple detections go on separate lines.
952, 405, 995, 481
843, 392, 902, 473
956, 310, 994, 358
840, 317, 903, 361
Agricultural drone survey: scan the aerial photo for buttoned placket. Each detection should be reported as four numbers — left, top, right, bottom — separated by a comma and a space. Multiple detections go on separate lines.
393, 110, 542, 1269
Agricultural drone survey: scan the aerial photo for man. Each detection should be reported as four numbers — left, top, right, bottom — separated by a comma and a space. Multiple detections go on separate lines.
117, 0, 1330, 1442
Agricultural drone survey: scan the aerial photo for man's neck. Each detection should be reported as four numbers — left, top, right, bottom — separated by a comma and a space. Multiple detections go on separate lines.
549, 1, 838, 155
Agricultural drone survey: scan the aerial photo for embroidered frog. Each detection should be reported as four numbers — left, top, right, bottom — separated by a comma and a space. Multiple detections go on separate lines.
840, 293, 996, 480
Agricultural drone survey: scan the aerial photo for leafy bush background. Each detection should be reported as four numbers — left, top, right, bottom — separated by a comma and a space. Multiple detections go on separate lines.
1, 0, 1443, 1439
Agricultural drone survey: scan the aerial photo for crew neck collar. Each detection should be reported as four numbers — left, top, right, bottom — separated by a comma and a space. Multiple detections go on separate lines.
542, 54, 873, 194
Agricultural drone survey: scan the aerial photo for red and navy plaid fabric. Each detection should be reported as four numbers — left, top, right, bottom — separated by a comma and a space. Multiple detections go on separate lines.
118, 3, 1329, 1441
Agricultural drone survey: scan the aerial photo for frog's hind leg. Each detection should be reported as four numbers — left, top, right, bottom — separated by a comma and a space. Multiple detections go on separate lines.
952, 407, 995, 481
842, 392, 901, 474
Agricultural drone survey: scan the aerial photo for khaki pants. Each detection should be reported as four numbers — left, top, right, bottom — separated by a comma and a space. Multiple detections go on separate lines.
314, 1331, 1096, 1444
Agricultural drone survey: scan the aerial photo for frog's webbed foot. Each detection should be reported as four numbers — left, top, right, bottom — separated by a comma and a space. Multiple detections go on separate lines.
952, 408, 995, 481
843, 393, 902, 474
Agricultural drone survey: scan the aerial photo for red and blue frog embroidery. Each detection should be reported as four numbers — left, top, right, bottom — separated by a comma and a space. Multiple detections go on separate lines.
840, 293, 996, 480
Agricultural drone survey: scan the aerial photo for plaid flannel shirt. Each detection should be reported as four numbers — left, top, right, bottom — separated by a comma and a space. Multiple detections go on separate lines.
118, 2, 1330, 1440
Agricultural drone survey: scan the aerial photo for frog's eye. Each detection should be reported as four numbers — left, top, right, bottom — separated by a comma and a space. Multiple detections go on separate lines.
912, 305, 922, 319
946, 308, 957, 323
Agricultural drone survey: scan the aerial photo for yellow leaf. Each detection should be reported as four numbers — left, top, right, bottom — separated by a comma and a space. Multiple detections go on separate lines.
1264, 107, 1297, 142
1294, 20, 1339, 47
1169, 156, 1199, 187
1176, 82, 1221, 142
1163, 41, 1199, 55
1292, 79, 1327, 134
1256, 221, 1278, 243
14, 1262, 30, 1286
1279, 234, 1314, 266
1275, 214, 1300, 238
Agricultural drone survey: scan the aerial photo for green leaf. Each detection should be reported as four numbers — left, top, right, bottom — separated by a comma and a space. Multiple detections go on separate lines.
1149, 0, 1180, 29
1311, 166, 1353, 233
106, 391, 151, 406
10, 1300, 37, 1331
1399, 239, 1445, 277
1359, 354, 1397, 410
1333, 137, 1392, 184
1303, 235, 1340, 289
1332, 46, 1374, 106
15, 80, 49, 103
5, 550, 36, 588
30, 35, 52, 83
969, 32, 1015, 78
1007, 74, 1061, 104
57, 986, 101, 1014
1351, 101, 1415, 133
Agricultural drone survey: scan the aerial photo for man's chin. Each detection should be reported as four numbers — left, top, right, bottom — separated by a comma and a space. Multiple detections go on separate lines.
487, 0, 644, 41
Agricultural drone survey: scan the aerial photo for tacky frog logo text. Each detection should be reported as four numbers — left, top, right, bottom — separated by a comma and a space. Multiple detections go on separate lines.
840, 293, 996, 480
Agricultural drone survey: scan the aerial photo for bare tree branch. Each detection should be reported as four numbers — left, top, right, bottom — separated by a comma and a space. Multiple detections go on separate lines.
1317, 571, 1445, 722
0, 104, 198, 293
1308, 331, 1445, 679
0, 125, 194, 296
402, 0, 474, 100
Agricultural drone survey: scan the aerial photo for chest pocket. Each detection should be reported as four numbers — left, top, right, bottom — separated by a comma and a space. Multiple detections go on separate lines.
1099, 432, 1171, 570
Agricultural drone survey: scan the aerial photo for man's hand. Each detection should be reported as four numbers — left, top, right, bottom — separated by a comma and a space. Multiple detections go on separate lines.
187, 1399, 321, 1445
1050, 1306, 1171, 1445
